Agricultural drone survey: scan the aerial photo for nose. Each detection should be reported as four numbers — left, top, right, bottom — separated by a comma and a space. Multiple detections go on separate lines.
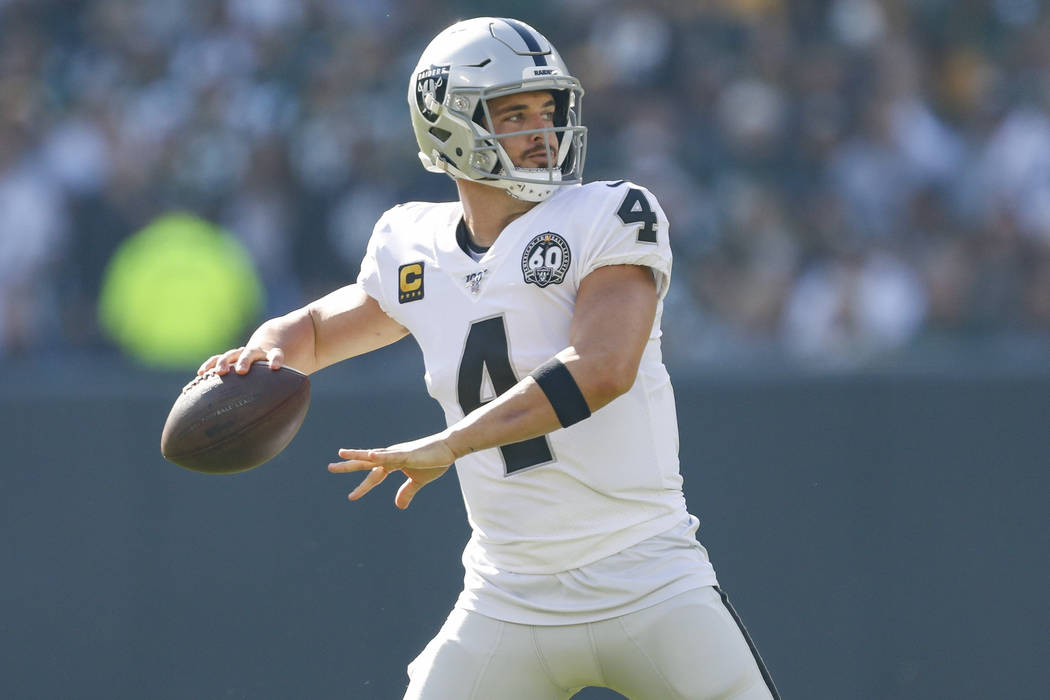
527, 115, 546, 138
526, 115, 554, 148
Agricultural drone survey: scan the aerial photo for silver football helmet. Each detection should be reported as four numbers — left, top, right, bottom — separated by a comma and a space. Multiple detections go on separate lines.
408, 17, 587, 202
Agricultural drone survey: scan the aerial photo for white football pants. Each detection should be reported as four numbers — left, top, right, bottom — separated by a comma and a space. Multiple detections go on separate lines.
403, 585, 778, 700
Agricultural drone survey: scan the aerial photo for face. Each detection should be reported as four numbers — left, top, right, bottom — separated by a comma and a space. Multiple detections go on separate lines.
485, 90, 559, 169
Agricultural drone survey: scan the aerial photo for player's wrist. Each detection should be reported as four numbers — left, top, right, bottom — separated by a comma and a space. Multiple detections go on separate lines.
440, 427, 474, 461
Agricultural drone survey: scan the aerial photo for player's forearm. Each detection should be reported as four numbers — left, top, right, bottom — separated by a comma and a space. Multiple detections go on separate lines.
443, 376, 562, 458
243, 286, 408, 375
306, 285, 410, 370
442, 350, 627, 459
243, 308, 323, 374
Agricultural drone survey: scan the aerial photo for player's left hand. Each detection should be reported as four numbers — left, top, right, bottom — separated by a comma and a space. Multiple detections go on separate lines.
328, 436, 456, 509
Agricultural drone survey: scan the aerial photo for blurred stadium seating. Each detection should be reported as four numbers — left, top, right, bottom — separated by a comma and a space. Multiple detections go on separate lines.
1, 0, 1048, 369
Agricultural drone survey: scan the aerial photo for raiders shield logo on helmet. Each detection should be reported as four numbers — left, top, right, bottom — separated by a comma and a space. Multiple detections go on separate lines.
522, 232, 571, 288
415, 64, 450, 123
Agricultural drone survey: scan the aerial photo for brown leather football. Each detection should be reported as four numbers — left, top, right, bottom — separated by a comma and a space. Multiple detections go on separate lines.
160, 362, 311, 474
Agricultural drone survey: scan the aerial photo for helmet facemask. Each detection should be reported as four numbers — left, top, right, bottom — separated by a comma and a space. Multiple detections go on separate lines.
410, 18, 588, 202
467, 82, 586, 201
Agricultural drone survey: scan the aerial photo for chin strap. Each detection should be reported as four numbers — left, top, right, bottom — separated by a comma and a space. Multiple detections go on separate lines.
419, 147, 561, 202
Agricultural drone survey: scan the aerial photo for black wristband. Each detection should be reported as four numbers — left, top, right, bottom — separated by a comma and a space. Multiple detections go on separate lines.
529, 358, 592, 428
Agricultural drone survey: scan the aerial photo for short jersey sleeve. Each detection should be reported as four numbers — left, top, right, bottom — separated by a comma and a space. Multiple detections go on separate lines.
576, 182, 673, 299
356, 208, 397, 317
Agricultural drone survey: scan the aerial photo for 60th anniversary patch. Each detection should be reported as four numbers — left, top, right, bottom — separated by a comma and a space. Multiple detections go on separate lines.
522, 232, 571, 288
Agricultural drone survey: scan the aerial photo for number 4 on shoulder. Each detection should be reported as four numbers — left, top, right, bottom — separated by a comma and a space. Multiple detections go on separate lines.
616, 187, 658, 244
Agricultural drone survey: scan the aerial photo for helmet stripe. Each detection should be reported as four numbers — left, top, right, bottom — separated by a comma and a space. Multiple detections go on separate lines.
501, 18, 549, 67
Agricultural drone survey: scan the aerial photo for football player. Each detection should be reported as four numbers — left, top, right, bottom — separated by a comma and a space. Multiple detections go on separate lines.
200, 17, 779, 700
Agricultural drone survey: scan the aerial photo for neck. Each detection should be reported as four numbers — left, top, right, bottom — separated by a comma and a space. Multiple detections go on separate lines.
457, 179, 539, 247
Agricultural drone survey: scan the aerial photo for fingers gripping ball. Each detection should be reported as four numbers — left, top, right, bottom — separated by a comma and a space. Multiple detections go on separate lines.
161, 363, 311, 474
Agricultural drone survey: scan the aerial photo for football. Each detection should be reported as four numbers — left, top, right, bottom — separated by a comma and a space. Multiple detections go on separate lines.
160, 362, 311, 474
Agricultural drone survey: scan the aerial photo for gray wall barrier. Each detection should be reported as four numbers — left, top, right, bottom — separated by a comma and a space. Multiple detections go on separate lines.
3, 354, 1047, 699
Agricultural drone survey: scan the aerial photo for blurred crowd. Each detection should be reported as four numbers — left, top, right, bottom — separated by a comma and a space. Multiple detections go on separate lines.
2, 0, 1050, 369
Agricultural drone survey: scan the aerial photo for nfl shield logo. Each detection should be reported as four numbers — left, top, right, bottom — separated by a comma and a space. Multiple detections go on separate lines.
465, 269, 487, 296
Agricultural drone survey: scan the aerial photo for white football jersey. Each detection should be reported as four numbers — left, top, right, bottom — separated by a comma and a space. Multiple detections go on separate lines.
358, 181, 689, 575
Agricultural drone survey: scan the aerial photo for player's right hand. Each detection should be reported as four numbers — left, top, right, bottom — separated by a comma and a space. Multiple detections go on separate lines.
197, 346, 285, 376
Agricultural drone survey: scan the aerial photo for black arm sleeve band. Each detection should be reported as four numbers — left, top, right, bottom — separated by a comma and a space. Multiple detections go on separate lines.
529, 358, 592, 428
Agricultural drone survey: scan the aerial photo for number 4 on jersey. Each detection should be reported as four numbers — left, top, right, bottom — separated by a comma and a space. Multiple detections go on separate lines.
616, 187, 658, 243
457, 316, 554, 475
